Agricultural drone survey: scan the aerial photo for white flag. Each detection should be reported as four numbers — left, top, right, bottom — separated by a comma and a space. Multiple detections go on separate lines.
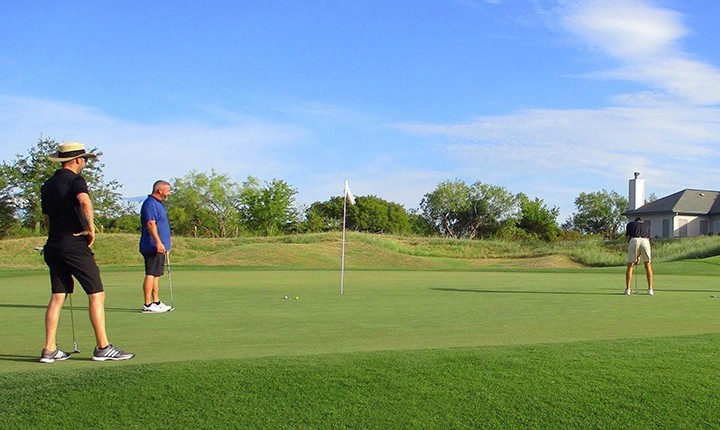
344, 180, 356, 205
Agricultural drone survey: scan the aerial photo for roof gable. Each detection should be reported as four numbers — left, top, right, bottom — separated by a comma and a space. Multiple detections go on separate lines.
628, 189, 720, 216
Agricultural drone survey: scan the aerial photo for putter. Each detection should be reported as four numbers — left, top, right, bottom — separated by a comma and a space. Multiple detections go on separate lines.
67, 293, 80, 353
166, 251, 175, 308
634, 267, 638, 295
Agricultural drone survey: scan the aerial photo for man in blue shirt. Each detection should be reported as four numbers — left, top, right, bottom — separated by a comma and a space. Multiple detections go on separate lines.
139, 180, 174, 313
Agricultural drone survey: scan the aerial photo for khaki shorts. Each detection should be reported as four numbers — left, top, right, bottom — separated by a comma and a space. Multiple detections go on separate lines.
627, 237, 651, 263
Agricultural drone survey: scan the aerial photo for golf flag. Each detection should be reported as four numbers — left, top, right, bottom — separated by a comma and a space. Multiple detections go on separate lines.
344, 180, 356, 205
340, 179, 355, 295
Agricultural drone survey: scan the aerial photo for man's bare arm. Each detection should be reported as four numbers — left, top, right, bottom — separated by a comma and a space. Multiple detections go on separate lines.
75, 192, 96, 247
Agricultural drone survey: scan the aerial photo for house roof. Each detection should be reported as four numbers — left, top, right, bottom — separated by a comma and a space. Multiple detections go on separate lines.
626, 189, 720, 216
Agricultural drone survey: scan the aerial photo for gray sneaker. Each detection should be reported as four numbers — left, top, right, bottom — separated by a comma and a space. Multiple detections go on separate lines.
39, 348, 71, 364
92, 344, 135, 361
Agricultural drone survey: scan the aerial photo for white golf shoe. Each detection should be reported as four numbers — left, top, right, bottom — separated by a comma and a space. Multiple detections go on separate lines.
142, 303, 169, 313
156, 301, 174, 312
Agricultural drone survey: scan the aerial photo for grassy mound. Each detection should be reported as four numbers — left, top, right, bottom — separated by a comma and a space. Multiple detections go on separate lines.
3, 232, 720, 270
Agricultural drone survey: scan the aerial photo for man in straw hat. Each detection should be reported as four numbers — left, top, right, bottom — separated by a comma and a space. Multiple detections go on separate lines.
40, 142, 135, 363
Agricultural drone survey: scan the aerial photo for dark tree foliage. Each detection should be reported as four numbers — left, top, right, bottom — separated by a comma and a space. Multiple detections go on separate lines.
1, 137, 133, 232
516, 194, 561, 241
564, 189, 627, 238
303, 195, 411, 235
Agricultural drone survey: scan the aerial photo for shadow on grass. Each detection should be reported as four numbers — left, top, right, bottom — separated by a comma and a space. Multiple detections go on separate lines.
431, 287, 619, 296
0, 354, 39, 363
432, 287, 720, 295
661, 289, 720, 293
0, 303, 139, 313
0, 354, 97, 363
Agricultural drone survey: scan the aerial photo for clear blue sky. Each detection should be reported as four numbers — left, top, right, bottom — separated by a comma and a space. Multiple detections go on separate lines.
2, 0, 719, 221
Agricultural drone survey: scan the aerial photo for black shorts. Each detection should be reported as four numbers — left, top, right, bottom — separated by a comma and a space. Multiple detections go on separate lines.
43, 239, 104, 295
143, 252, 166, 277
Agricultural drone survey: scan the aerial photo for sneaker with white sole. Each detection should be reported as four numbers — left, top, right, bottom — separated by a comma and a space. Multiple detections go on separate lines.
142, 303, 169, 313
624, 289, 632, 295
92, 344, 135, 361
39, 348, 71, 364
648, 289, 655, 296
155, 301, 174, 312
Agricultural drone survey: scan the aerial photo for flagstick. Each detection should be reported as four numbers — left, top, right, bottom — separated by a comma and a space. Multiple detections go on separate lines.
340, 190, 348, 296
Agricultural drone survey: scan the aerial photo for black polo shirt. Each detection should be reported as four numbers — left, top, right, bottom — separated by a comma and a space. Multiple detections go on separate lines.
625, 221, 650, 239
41, 169, 89, 243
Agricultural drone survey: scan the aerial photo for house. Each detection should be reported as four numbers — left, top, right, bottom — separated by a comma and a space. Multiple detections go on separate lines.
625, 172, 720, 238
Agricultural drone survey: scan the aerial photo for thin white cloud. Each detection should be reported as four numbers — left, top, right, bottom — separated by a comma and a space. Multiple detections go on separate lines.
561, 0, 720, 105
397, 105, 720, 172
0, 95, 307, 197
394, 0, 720, 217
562, 0, 685, 58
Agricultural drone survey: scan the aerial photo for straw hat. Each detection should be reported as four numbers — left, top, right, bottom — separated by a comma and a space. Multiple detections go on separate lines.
48, 142, 98, 162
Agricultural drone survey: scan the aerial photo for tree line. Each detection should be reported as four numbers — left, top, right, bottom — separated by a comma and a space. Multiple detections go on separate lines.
0, 138, 629, 240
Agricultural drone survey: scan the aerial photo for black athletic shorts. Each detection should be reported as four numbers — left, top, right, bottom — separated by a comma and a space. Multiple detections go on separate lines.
143, 252, 166, 276
43, 237, 104, 295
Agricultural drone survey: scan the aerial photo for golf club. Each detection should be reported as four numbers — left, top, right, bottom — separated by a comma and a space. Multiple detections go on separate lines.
166, 251, 174, 308
66, 293, 80, 353
36, 245, 80, 352
634, 266, 638, 295
634, 255, 642, 295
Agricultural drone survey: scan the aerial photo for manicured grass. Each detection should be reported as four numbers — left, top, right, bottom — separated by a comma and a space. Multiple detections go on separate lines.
2, 266, 720, 428
3, 335, 719, 429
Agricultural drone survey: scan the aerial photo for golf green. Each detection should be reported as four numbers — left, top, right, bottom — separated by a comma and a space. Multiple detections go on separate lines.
2, 268, 719, 372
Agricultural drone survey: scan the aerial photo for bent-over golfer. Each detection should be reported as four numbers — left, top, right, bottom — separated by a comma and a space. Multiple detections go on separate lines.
139, 180, 174, 313
40, 142, 135, 363
624, 216, 654, 295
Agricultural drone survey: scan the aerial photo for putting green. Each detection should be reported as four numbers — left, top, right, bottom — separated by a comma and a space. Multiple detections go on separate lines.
2, 268, 719, 372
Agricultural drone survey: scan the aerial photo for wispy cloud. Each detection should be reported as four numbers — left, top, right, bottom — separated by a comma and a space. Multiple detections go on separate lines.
561, 0, 720, 105
395, 0, 720, 213
0, 95, 307, 197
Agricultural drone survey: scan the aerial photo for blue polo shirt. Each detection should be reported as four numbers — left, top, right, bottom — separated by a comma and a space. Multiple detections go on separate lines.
139, 195, 171, 253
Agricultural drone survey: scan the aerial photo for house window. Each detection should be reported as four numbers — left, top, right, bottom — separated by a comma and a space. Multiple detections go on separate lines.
662, 219, 671, 238
700, 220, 709, 235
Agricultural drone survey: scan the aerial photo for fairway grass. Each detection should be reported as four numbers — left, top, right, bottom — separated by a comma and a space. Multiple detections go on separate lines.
2, 267, 720, 428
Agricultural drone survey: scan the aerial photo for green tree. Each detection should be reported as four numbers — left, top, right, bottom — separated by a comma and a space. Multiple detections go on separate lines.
350, 195, 410, 234
0, 175, 17, 237
464, 182, 519, 239
302, 197, 344, 232
420, 179, 471, 238
408, 209, 440, 236
1, 137, 132, 231
167, 169, 242, 237
516, 194, 561, 241
565, 189, 627, 238
302, 195, 411, 235
420, 180, 519, 239
238, 177, 299, 236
